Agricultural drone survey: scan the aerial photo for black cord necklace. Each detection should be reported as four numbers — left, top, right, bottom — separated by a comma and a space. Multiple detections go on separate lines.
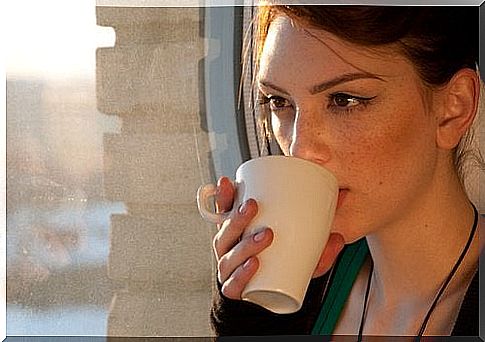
357, 203, 478, 341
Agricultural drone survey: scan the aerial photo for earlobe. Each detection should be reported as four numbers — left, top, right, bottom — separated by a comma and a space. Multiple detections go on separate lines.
436, 68, 480, 150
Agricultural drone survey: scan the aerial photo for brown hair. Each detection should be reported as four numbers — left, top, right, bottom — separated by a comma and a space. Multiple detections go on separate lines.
249, 5, 482, 184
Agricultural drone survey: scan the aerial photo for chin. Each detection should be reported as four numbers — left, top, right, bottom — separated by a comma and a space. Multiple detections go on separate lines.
330, 214, 366, 244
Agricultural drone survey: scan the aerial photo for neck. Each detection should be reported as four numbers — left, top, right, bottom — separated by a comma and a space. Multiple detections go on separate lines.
366, 170, 479, 310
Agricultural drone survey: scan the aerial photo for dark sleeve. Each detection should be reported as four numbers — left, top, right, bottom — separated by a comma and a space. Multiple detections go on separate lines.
451, 267, 479, 336
210, 274, 328, 336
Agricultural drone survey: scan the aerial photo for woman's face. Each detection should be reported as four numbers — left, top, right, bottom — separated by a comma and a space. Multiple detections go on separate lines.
258, 15, 443, 242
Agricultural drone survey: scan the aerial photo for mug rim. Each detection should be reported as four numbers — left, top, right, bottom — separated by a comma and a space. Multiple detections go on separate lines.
240, 155, 338, 186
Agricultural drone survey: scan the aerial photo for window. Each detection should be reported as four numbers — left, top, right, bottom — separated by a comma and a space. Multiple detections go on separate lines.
6, 2, 256, 337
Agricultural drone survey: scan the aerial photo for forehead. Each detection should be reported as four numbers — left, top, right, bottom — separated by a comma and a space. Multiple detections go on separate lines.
258, 15, 414, 86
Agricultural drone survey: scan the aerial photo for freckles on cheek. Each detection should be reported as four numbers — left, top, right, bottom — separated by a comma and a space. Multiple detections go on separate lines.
336, 127, 401, 182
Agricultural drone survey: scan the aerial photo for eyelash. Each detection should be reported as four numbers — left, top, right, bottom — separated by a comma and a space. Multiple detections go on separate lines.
258, 92, 376, 115
327, 93, 376, 114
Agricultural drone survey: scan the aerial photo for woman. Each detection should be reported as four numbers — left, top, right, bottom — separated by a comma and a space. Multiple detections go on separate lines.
209, 5, 483, 337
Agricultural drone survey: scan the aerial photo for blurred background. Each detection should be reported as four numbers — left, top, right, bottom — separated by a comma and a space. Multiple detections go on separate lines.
6, 0, 120, 335
5, 0, 260, 336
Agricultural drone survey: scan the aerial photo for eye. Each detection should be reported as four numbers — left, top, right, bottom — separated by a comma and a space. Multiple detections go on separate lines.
328, 93, 376, 114
258, 94, 292, 112
268, 96, 291, 111
332, 93, 362, 107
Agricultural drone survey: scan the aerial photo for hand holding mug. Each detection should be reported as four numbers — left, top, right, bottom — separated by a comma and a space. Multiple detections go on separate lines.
212, 176, 345, 302
212, 176, 274, 300
197, 156, 342, 313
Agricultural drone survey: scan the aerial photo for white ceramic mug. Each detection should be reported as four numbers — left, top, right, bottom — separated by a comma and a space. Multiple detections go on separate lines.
197, 155, 338, 314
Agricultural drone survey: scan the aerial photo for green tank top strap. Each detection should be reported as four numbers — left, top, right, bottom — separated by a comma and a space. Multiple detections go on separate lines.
311, 238, 370, 335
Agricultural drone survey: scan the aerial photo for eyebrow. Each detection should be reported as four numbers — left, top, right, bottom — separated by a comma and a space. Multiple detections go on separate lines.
258, 72, 385, 96
310, 72, 385, 94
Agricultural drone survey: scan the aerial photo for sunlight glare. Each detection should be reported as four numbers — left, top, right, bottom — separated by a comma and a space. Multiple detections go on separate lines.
6, 0, 115, 79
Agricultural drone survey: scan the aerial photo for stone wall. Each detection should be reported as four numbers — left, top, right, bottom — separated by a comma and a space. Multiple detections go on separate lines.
96, 7, 215, 336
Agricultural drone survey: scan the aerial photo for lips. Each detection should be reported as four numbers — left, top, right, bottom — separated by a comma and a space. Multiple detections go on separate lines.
337, 189, 348, 209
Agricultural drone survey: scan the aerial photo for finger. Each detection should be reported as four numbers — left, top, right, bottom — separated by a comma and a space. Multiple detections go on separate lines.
215, 176, 235, 213
218, 227, 273, 284
312, 233, 345, 278
221, 256, 259, 300
213, 198, 258, 258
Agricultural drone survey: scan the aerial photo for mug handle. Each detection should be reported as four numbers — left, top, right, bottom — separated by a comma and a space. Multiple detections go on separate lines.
197, 183, 231, 225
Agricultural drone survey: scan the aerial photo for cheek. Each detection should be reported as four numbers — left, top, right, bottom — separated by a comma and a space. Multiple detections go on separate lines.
333, 106, 437, 189
271, 114, 293, 153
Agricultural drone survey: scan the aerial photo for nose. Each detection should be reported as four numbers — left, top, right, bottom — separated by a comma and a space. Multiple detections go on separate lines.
288, 109, 331, 164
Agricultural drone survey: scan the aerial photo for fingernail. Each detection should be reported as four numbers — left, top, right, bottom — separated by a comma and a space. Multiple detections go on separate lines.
253, 229, 266, 242
216, 179, 223, 195
243, 258, 253, 269
238, 201, 248, 214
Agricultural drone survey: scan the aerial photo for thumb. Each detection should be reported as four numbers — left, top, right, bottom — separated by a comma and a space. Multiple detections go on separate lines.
312, 233, 345, 278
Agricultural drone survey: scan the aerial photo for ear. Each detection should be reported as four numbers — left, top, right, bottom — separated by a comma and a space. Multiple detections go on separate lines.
436, 68, 480, 150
